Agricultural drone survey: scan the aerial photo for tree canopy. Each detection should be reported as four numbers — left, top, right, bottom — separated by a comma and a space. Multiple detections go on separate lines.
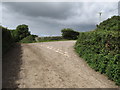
61, 28, 79, 40
13, 24, 30, 42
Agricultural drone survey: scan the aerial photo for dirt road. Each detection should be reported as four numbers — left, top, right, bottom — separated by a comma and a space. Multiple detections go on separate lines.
3, 41, 118, 88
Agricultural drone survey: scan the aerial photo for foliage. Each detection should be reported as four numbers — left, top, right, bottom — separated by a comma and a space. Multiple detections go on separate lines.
37, 36, 64, 42
2, 26, 14, 54
2, 24, 36, 54
96, 16, 120, 31
75, 16, 120, 86
9, 29, 16, 41
20, 35, 38, 43
61, 28, 79, 40
13, 24, 30, 42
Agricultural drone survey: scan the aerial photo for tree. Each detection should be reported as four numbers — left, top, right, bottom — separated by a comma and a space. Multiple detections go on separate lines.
61, 28, 79, 40
14, 24, 30, 42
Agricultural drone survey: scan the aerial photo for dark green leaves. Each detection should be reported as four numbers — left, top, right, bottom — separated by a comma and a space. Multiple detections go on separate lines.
61, 28, 79, 40
75, 16, 120, 86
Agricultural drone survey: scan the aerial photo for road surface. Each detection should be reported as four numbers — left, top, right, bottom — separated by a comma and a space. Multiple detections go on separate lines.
3, 41, 118, 88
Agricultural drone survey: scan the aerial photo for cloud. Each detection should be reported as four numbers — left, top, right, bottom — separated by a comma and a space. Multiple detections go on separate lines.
3, 2, 78, 19
0, 2, 2, 24
2, 2, 118, 36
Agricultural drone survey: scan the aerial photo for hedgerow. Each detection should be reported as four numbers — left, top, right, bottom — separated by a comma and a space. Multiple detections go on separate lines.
2, 24, 36, 54
75, 16, 120, 85
2, 26, 14, 54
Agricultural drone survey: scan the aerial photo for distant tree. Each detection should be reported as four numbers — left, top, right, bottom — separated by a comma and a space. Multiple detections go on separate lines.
14, 24, 30, 42
31, 34, 38, 38
61, 28, 79, 40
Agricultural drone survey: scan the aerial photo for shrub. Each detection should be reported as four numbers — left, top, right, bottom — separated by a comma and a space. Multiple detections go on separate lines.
20, 35, 37, 43
75, 16, 120, 85
14, 24, 30, 42
61, 28, 79, 40
96, 16, 120, 31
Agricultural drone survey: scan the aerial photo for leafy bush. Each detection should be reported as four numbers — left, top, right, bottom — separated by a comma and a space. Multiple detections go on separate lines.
75, 16, 120, 85
96, 16, 120, 31
20, 35, 37, 43
2, 26, 14, 54
61, 28, 79, 40
2, 24, 37, 54
13, 24, 30, 42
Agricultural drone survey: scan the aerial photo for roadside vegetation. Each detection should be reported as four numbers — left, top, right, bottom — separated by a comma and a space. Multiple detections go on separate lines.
2, 26, 14, 54
37, 36, 64, 42
20, 35, 38, 43
2, 24, 38, 54
75, 16, 120, 86
2, 24, 79, 54
37, 28, 79, 42
2, 15, 119, 86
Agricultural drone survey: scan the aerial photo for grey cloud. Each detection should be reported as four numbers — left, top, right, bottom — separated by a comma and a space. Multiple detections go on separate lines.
118, 1, 120, 15
2, 2, 118, 36
3, 2, 81, 19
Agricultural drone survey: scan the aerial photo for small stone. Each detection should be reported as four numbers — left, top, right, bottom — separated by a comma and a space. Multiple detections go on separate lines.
34, 73, 37, 76
17, 83, 20, 86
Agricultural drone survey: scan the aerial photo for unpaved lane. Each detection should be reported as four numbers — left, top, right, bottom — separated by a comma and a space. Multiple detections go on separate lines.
3, 41, 118, 88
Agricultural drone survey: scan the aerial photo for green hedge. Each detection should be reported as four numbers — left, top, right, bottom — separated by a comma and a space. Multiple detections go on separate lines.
96, 16, 120, 31
2, 26, 14, 54
75, 30, 120, 85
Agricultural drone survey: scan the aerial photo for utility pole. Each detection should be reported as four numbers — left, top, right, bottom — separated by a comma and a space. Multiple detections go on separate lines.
99, 12, 102, 23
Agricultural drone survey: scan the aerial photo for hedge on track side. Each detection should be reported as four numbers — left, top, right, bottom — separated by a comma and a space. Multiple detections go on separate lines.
75, 16, 120, 86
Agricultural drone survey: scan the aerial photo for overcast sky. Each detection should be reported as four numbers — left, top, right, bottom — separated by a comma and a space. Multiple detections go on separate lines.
1, 2, 118, 36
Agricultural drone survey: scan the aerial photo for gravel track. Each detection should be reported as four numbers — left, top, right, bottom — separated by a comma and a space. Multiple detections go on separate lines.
3, 41, 118, 88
